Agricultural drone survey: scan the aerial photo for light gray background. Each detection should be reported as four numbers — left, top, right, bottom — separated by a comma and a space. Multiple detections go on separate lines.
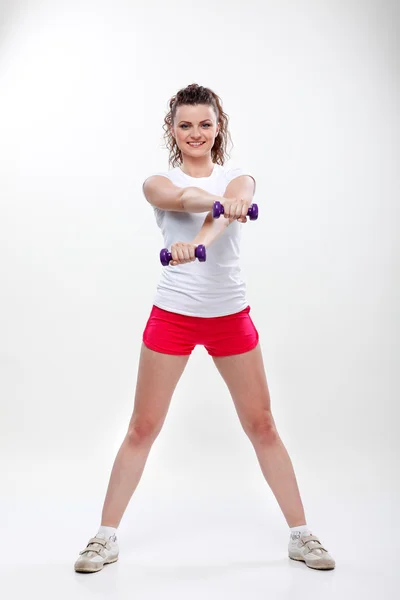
0, 0, 399, 598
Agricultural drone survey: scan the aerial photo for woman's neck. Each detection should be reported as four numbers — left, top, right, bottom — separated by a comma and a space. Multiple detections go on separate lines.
179, 156, 215, 178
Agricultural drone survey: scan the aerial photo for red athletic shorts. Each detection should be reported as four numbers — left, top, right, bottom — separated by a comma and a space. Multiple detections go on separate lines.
142, 305, 259, 357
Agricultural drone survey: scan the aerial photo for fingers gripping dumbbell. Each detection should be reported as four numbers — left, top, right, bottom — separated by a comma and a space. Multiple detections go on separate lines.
212, 201, 259, 220
159, 244, 206, 266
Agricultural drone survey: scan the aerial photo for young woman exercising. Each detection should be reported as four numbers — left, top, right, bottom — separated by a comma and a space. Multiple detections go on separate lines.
74, 83, 335, 573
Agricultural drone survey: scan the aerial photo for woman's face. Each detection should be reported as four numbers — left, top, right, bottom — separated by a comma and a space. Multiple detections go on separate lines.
171, 104, 219, 157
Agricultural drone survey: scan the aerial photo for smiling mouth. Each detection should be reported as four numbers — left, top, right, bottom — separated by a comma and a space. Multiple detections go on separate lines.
187, 142, 205, 146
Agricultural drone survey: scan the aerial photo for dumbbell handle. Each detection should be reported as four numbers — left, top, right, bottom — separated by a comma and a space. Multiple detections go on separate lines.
213, 200, 258, 220
160, 244, 206, 266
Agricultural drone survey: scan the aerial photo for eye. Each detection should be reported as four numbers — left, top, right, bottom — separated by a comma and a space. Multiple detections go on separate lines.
179, 123, 212, 129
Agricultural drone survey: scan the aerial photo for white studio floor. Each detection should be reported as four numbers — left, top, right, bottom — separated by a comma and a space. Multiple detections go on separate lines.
2, 453, 398, 600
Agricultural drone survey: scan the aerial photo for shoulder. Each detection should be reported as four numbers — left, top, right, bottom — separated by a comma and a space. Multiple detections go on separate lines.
144, 166, 181, 180
142, 169, 174, 199
142, 167, 184, 190
217, 164, 257, 193
143, 170, 171, 185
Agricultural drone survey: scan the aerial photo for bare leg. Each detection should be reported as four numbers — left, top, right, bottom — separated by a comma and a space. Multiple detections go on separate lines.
213, 343, 306, 527
100, 343, 190, 527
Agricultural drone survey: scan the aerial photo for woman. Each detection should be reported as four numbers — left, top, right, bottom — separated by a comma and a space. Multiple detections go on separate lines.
74, 84, 335, 573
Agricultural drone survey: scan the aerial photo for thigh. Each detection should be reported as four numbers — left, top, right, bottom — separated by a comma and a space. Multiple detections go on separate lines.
128, 343, 190, 434
212, 343, 273, 433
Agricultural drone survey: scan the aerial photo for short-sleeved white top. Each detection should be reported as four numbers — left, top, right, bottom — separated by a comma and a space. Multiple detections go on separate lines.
143, 163, 256, 317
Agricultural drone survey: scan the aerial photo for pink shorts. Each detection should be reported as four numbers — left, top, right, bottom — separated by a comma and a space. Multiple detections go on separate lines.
142, 305, 259, 357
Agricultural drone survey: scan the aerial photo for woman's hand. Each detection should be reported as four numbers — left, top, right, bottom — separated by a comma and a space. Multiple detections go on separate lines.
169, 241, 198, 266
221, 197, 250, 223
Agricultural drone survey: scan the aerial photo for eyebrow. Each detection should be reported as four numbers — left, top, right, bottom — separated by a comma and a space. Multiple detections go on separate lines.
178, 119, 213, 124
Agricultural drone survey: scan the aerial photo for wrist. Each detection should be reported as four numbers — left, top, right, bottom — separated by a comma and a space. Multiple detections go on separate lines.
181, 187, 222, 213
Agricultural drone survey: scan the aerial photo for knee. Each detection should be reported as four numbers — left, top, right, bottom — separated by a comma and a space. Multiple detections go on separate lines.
245, 411, 278, 445
127, 418, 160, 445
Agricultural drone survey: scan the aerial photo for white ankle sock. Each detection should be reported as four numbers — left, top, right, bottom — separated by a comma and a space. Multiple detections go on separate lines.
97, 525, 118, 541
289, 524, 311, 540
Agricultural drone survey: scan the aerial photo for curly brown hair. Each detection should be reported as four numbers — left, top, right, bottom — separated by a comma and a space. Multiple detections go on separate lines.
162, 83, 233, 168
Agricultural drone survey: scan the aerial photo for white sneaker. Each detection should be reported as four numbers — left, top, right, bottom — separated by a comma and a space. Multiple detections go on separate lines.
288, 531, 335, 570
74, 533, 119, 573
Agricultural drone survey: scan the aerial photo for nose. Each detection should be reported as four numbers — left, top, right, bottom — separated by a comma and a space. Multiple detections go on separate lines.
188, 127, 203, 138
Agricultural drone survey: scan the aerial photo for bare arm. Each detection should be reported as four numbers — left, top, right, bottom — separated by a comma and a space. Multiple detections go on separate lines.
191, 174, 256, 247
192, 211, 230, 247
181, 187, 225, 212
182, 174, 255, 212
143, 174, 255, 214
167, 175, 257, 265
143, 176, 219, 212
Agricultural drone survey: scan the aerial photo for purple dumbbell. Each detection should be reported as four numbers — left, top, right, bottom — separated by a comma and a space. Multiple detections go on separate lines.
212, 200, 258, 220
160, 244, 206, 266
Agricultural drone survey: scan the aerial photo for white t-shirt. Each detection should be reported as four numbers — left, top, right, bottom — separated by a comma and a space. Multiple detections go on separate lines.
144, 163, 256, 317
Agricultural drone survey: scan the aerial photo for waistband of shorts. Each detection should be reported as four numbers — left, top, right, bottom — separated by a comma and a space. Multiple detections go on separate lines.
150, 304, 251, 320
